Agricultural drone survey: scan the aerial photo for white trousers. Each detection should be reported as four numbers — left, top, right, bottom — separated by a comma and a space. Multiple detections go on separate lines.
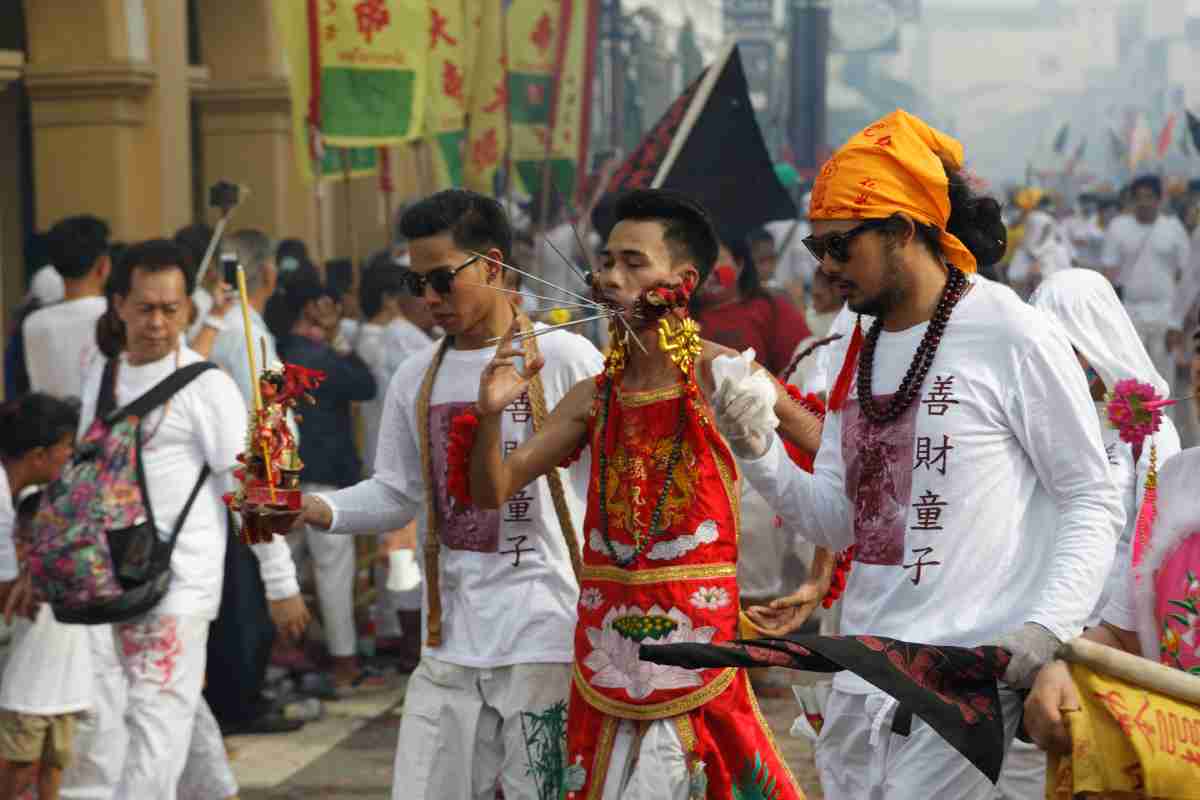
993, 738, 1046, 800
394, 656, 570, 800
600, 718, 690, 800
61, 614, 210, 800
815, 687, 1023, 800
296, 481, 357, 657
177, 699, 238, 800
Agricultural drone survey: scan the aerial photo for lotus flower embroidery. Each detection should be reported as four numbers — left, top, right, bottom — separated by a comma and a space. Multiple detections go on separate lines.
583, 604, 716, 699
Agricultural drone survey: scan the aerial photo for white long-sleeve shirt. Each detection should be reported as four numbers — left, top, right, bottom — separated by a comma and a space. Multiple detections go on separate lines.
741, 277, 1124, 692
318, 327, 603, 668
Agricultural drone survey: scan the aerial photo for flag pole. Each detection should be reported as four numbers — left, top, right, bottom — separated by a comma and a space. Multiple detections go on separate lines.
340, 148, 358, 282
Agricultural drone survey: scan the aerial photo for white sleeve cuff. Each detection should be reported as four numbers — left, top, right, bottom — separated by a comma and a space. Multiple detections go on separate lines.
738, 433, 786, 488
248, 534, 301, 602
314, 492, 341, 533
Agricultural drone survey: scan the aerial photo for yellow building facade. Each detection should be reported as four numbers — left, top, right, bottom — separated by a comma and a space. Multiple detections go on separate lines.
0, 0, 434, 360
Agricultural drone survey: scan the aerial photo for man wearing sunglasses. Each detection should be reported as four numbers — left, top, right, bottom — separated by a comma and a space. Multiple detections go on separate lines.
293, 189, 603, 799
712, 110, 1123, 798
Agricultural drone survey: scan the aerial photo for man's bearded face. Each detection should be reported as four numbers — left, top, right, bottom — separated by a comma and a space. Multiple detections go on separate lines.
810, 218, 906, 321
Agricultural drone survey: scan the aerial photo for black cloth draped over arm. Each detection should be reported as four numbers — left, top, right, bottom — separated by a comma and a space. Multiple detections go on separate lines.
640, 635, 1012, 783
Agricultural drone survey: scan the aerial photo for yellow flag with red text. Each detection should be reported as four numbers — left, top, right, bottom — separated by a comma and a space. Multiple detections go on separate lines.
423, 0, 469, 188
462, 0, 508, 194
1047, 663, 1200, 799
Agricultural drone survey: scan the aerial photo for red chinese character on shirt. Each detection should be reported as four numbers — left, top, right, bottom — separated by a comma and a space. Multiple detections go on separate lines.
530, 12, 553, 53
430, 8, 458, 49
443, 61, 464, 104
354, 0, 390, 44
472, 130, 499, 169
483, 82, 508, 114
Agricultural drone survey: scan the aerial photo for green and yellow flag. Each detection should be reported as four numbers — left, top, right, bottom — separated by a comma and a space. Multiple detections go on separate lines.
462, 0, 508, 194
423, 0, 469, 188
506, 0, 597, 206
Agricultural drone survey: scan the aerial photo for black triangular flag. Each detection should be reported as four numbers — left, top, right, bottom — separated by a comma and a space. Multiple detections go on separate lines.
595, 45, 797, 242
1187, 110, 1200, 157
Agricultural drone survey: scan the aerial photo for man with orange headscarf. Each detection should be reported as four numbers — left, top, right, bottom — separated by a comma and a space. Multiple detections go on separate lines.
712, 110, 1124, 797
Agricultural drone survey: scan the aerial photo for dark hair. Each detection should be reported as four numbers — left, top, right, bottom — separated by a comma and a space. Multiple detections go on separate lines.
611, 189, 721, 283
1098, 195, 1121, 212
0, 393, 79, 460
267, 275, 326, 339
359, 250, 407, 319
400, 189, 513, 262
1130, 174, 1163, 198
173, 223, 215, 281
47, 215, 110, 280
108, 239, 196, 298
885, 165, 1007, 269
277, 238, 311, 265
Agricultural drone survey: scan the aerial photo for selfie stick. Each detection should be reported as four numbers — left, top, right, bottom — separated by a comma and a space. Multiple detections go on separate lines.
193, 182, 250, 289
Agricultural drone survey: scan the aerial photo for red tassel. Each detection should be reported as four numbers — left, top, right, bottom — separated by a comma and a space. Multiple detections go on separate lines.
828, 321, 863, 413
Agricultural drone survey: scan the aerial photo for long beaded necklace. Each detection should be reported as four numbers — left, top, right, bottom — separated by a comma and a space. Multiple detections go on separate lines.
594, 371, 689, 567
856, 266, 968, 425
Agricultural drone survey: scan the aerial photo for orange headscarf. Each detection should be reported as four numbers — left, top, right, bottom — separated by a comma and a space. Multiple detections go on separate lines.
809, 109, 976, 273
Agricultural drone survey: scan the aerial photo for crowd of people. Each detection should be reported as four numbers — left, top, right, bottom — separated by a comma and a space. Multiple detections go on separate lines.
0, 105, 1197, 800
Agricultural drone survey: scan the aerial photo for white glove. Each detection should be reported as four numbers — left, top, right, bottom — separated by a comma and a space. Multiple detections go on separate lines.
990, 622, 1063, 689
711, 349, 779, 460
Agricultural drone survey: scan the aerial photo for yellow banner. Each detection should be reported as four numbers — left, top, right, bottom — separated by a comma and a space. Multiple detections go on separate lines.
1048, 663, 1200, 799
423, 0, 468, 188
462, 0, 508, 194
275, 2, 378, 183
308, 0, 427, 147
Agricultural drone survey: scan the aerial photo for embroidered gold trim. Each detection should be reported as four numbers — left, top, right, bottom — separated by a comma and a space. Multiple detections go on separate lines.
617, 383, 685, 407
674, 715, 698, 754
744, 670, 803, 793
586, 715, 618, 800
573, 664, 737, 720
582, 563, 737, 585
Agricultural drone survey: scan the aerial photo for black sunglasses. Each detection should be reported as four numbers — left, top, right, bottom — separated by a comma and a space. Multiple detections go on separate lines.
802, 218, 892, 264
401, 255, 480, 297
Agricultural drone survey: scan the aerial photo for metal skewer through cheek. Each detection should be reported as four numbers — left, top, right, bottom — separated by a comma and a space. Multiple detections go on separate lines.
469, 251, 599, 308
458, 281, 605, 312
485, 311, 617, 345
542, 234, 592, 287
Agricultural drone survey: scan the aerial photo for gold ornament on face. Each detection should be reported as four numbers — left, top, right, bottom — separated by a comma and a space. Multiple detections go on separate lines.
657, 315, 702, 377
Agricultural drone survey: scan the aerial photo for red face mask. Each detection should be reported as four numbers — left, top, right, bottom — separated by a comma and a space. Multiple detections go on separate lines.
713, 264, 737, 288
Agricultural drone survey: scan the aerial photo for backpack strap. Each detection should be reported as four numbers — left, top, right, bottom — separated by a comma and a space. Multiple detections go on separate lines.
104, 362, 218, 426
167, 464, 212, 547
97, 359, 119, 418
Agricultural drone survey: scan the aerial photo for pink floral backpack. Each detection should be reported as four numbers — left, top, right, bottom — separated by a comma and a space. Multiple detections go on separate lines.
1132, 446, 1200, 674
25, 361, 214, 624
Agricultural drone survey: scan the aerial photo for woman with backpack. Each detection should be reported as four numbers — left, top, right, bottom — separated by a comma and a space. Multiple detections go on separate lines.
0, 393, 84, 800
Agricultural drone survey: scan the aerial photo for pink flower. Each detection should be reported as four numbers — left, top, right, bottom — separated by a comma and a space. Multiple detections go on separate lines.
1105, 379, 1176, 447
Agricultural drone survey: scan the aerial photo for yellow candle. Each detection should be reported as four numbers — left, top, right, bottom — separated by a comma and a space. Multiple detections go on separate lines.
236, 265, 277, 501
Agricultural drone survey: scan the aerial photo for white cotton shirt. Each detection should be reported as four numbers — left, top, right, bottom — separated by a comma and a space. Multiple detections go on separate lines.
23, 296, 107, 400
0, 464, 93, 714
320, 328, 604, 668
741, 276, 1125, 695
78, 347, 299, 619
1008, 210, 1073, 283
355, 318, 431, 473
766, 219, 816, 289
1101, 214, 1191, 326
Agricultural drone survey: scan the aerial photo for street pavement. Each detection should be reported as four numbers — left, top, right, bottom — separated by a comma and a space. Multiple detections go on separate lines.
235, 670, 825, 799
